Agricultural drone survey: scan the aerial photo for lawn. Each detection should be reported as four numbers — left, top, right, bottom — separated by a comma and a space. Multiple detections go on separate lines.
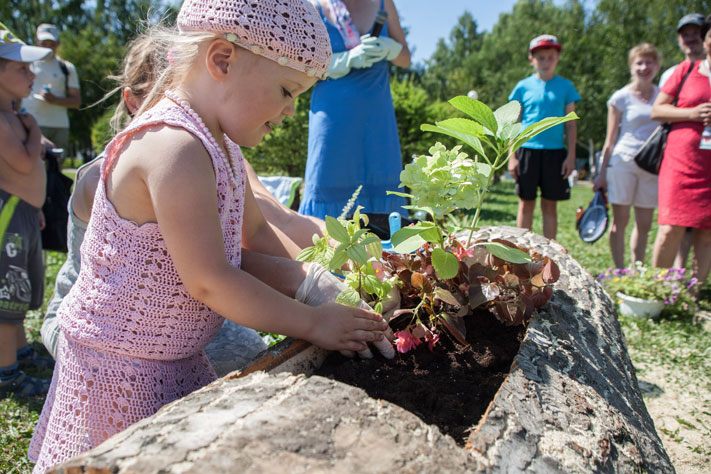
2, 180, 709, 473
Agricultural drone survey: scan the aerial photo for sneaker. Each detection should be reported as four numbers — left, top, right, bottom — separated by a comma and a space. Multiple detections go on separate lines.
0, 370, 50, 397
17, 346, 55, 371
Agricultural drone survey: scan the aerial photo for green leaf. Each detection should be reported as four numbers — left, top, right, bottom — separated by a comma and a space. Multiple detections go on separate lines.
483, 242, 532, 264
335, 287, 361, 307
386, 190, 414, 199
511, 112, 579, 153
329, 249, 349, 271
390, 222, 436, 249
393, 235, 427, 254
498, 122, 523, 142
350, 228, 369, 243
347, 244, 370, 265
494, 101, 521, 129
421, 124, 487, 159
296, 246, 316, 262
434, 118, 487, 138
326, 216, 350, 244
362, 274, 381, 295
431, 248, 460, 279
448, 96, 498, 134
420, 226, 443, 243
374, 301, 383, 314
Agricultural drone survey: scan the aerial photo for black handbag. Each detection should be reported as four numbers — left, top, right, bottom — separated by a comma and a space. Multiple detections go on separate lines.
633, 61, 696, 175
41, 150, 73, 252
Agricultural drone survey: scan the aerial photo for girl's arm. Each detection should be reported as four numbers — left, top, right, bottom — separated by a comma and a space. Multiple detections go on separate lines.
384, 0, 411, 69
241, 175, 303, 258
126, 128, 385, 352
71, 159, 103, 222
244, 160, 324, 249
593, 104, 622, 191
651, 91, 711, 123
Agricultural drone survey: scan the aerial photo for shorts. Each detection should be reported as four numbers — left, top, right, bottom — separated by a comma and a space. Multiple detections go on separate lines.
606, 158, 658, 208
39, 126, 70, 153
514, 148, 570, 201
0, 189, 44, 324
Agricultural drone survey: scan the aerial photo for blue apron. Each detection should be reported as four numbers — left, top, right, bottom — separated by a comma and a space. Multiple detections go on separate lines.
299, 0, 406, 219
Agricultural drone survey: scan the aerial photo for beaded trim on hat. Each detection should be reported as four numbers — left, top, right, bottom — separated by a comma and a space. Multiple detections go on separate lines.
177, 0, 331, 79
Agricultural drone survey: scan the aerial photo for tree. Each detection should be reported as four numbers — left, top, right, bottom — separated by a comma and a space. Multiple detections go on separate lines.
2, 0, 177, 157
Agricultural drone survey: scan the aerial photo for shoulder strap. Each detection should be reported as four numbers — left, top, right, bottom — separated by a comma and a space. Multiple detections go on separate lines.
672, 60, 695, 106
57, 58, 70, 95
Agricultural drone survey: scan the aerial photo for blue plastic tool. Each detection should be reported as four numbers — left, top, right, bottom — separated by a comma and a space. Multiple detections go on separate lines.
381, 212, 401, 251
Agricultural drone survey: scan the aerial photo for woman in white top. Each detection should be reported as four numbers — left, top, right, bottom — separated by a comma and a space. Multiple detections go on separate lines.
594, 43, 662, 268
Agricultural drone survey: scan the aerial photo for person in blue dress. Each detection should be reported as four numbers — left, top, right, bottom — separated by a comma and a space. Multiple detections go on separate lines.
300, 0, 411, 219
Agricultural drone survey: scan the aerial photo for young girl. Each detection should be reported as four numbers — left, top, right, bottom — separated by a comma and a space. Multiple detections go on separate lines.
29, 0, 392, 470
594, 44, 661, 268
41, 33, 326, 375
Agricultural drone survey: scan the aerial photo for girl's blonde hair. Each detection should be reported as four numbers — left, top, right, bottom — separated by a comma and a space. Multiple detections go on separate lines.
628, 43, 662, 67
132, 26, 223, 121
108, 33, 165, 133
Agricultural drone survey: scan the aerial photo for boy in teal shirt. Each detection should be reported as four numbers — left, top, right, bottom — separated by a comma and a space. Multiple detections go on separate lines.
508, 34, 580, 240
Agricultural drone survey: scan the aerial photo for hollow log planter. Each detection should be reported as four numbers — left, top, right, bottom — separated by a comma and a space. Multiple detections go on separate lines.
49, 226, 673, 473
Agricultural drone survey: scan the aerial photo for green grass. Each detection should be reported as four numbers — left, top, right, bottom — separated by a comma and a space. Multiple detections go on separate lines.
2, 179, 709, 472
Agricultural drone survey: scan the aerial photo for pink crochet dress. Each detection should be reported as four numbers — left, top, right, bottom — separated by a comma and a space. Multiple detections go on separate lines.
29, 96, 246, 473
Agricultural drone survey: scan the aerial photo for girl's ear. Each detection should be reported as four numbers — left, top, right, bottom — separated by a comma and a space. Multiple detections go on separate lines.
205, 39, 235, 81
123, 87, 141, 115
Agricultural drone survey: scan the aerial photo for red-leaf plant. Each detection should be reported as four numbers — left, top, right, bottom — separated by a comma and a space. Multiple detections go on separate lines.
382, 238, 560, 353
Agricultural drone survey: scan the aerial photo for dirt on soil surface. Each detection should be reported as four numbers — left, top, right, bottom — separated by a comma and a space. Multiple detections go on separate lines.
316, 309, 524, 445
636, 362, 711, 474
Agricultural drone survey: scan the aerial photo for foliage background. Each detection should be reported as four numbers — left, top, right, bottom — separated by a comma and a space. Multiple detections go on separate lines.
4, 0, 708, 169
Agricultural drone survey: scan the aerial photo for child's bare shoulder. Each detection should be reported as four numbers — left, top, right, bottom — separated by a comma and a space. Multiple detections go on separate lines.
122, 124, 211, 167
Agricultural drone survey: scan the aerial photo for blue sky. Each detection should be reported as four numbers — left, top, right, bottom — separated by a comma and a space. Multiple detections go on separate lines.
392, 0, 551, 64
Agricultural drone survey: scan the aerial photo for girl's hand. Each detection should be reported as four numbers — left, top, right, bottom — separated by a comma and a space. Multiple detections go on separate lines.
306, 302, 389, 353
593, 173, 606, 191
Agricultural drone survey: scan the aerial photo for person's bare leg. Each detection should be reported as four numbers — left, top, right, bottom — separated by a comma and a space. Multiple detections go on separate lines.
690, 228, 711, 297
517, 198, 535, 230
652, 224, 685, 268
540, 198, 558, 240
630, 206, 654, 266
0, 324, 18, 367
673, 229, 692, 268
609, 204, 631, 268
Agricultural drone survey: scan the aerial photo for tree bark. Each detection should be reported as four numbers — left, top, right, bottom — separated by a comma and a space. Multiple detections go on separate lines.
49, 226, 674, 473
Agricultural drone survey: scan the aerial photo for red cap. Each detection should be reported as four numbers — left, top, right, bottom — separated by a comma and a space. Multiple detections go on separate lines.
529, 34, 562, 54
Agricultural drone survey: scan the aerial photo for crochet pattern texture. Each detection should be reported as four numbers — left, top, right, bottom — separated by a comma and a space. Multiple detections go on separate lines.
29, 98, 246, 473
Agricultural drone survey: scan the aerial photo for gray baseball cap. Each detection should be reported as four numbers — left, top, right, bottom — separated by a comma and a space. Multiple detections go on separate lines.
36, 23, 60, 42
677, 13, 704, 32
0, 29, 52, 62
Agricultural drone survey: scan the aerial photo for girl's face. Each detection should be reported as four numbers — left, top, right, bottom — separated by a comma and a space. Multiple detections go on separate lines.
629, 55, 659, 83
218, 47, 317, 147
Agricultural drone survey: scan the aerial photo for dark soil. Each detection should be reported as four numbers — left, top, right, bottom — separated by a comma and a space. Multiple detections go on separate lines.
315, 308, 524, 445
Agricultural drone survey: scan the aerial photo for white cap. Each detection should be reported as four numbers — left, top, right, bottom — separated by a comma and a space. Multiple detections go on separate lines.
36, 23, 60, 42
0, 29, 52, 62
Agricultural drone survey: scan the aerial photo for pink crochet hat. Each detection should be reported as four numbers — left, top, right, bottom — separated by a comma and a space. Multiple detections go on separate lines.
177, 0, 331, 79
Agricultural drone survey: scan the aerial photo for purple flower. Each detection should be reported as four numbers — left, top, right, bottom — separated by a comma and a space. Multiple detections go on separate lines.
688, 278, 699, 289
